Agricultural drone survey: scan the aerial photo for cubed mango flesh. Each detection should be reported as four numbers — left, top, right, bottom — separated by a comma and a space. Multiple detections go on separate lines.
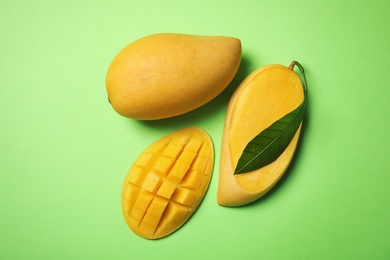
121, 127, 213, 239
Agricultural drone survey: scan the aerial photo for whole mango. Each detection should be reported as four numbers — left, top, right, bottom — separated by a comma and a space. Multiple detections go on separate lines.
106, 33, 241, 120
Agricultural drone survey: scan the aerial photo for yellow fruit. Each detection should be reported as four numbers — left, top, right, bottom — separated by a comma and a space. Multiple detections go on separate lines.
218, 64, 305, 206
106, 33, 241, 120
121, 127, 214, 239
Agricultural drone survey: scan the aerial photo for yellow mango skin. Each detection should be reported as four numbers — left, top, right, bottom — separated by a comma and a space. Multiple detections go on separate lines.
218, 64, 304, 207
121, 127, 214, 239
106, 33, 241, 120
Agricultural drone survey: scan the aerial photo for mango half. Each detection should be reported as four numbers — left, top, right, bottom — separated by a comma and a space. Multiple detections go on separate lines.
106, 33, 241, 120
218, 64, 305, 207
121, 127, 214, 239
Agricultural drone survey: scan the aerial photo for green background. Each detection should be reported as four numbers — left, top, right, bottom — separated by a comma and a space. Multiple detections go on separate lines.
1, 0, 389, 259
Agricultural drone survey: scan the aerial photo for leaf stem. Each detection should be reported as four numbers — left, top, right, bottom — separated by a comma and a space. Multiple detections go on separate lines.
289, 60, 296, 70
291, 61, 308, 96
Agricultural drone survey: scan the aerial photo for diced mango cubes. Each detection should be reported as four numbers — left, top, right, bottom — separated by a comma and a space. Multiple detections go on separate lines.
121, 127, 214, 239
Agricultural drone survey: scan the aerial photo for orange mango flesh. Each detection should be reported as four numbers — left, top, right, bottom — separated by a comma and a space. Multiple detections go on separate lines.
218, 64, 304, 207
122, 127, 213, 239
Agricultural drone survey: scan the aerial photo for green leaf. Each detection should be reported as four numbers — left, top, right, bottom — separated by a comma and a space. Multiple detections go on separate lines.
234, 61, 308, 175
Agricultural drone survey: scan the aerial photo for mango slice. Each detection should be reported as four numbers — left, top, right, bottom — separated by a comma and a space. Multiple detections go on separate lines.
218, 64, 305, 206
122, 127, 214, 239
106, 33, 241, 120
